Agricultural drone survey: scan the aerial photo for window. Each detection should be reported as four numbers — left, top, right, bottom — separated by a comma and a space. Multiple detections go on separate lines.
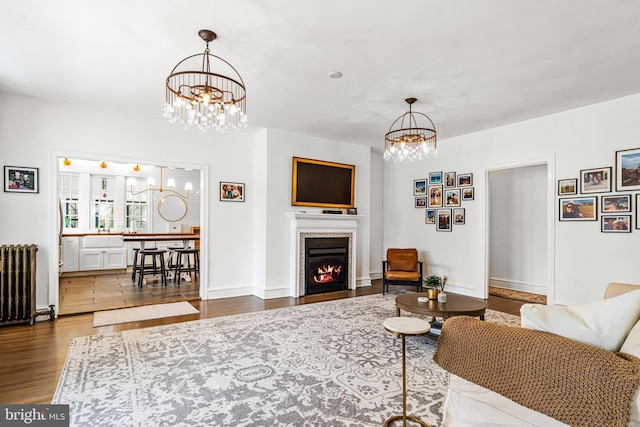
125, 178, 149, 232
91, 176, 115, 230
59, 174, 79, 229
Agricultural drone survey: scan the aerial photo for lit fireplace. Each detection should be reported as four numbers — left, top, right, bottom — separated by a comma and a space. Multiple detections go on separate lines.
305, 237, 349, 295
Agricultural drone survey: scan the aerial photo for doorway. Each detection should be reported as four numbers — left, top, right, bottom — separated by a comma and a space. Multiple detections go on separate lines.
485, 159, 555, 303
49, 151, 208, 315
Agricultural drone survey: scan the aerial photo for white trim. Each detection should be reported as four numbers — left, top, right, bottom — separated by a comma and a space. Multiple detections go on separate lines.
480, 155, 556, 305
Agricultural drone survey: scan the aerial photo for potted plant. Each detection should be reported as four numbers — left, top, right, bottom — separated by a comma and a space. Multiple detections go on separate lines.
424, 275, 441, 299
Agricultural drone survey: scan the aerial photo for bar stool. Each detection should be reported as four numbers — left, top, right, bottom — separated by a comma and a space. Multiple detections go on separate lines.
383, 317, 431, 427
173, 248, 199, 283
131, 247, 157, 281
137, 249, 167, 288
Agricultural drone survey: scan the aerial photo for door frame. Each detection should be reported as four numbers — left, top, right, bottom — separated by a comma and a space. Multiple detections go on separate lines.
48, 149, 210, 315
479, 155, 556, 305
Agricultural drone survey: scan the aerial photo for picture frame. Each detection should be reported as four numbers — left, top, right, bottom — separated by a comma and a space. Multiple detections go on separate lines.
462, 187, 475, 201
346, 207, 358, 215
457, 173, 473, 187
444, 172, 456, 188
637, 195, 640, 229
558, 197, 597, 221
453, 208, 465, 224
436, 209, 452, 231
425, 209, 435, 224
415, 197, 427, 208
220, 181, 245, 202
616, 148, 640, 192
429, 171, 442, 185
580, 167, 612, 194
601, 194, 631, 213
601, 215, 631, 233
557, 178, 577, 196
428, 185, 443, 207
4, 166, 38, 193
414, 179, 427, 196
445, 189, 461, 207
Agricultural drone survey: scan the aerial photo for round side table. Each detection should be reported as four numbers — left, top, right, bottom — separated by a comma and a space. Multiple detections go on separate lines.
383, 317, 431, 427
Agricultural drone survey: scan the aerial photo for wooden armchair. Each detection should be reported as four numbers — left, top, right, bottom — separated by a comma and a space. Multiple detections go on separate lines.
382, 248, 423, 295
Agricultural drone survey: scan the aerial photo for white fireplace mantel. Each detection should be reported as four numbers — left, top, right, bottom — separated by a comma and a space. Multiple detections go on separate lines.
287, 212, 362, 297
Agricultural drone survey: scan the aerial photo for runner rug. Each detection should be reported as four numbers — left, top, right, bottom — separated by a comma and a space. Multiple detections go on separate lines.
93, 301, 200, 327
57, 294, 519, 426
489, 286, 547, 304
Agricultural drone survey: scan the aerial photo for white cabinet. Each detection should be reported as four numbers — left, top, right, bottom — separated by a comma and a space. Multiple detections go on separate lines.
62, 237, 80, 272
79, 248, 127, 271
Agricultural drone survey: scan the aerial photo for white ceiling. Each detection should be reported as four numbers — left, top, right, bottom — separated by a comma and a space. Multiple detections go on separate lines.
2, 1, 640, 149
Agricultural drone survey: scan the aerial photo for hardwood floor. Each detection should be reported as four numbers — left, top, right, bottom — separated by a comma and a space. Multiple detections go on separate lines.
59, 268, 200, 315
0, 280, 526, 404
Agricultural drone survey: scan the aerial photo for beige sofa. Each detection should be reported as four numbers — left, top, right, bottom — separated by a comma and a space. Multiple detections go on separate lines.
434, 283, 640, 427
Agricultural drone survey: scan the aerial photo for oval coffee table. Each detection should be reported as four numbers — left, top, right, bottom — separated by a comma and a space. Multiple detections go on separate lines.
395, 292, 487, 340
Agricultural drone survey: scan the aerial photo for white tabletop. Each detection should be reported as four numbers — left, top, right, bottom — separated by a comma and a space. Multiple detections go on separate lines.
384, 317, 431, 335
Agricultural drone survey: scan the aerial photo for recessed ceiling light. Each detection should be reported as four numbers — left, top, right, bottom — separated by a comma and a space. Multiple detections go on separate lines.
328, 71, 342, 79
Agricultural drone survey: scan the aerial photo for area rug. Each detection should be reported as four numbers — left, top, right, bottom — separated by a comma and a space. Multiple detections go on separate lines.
93, 301, 200, 327
57, 294, 519, 427
489, 286, 547, 304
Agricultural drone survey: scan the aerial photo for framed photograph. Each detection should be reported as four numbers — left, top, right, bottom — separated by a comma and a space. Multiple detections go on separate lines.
4, 166, 38, 193
428, 185, 443, 207
462, 187, 475, 201
559, 197, 597, 221
436, 209, 452, 232
429, 171, 443, 185
415, 197, 427, 208
558, 178, 577, 196
453, 208, 465, 225
601, 194, 631, 213
444, 172, 456, 188
346, 207, 358, 215
220, 182, 245, 202
616, 148, 640, 192
601, 215, 631, 233
457, 173, 473, 187
425, 209, 435, 224
445, 189, 461, 207
414, 179, 427, 196
580, 167, 612, 194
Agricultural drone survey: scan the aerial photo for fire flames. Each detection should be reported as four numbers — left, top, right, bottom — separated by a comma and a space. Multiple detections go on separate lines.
313, 264, 342, 284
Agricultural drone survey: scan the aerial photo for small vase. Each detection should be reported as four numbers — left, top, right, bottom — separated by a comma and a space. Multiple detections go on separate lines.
426, 288, 438, 300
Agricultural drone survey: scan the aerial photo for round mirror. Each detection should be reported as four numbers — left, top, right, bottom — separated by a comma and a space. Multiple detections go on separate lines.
158, 195, 188, 222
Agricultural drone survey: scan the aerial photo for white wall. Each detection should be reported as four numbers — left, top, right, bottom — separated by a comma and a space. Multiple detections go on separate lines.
384, 92, 640, 305
0, 92, 381, 311
488, 164, 547, 294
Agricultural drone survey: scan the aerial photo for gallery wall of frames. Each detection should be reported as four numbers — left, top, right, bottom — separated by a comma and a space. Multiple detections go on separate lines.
414, 171, 474, 232
558, 148, 640, 233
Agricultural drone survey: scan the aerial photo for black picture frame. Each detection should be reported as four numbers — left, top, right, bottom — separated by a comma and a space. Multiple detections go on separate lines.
453, 208, 465, 224
414, 179, 427, 196
428, 185, 443, 207
558, 178, 577, 196
462, 187, 474, 201
445, 189, 461, 207
579, 167, 612, 194
457, 173, 473, 187
436, 209, 452, 231
601, 194, 631, 213
415, 197, 427, 208
429, 171, 443, 185
559, 197, 597, 221
4, 166, 39, 193
425, 209, 435, 224
601, 215, 631, 233
220, 181, 245, 202
616, 148, 640, 192
444, 172, 456, 188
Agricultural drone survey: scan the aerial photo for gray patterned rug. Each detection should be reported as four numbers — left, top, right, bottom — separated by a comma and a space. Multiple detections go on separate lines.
53, 294, 519, 426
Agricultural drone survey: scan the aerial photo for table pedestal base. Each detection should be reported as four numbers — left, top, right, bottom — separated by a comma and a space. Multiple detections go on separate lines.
384, 414, 429, 427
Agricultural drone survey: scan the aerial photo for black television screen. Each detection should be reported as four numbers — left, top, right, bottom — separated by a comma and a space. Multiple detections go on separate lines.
292, 157, 355, 208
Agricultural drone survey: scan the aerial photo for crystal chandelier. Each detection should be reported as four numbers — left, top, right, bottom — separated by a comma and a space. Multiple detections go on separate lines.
384, 98, 437, 162
163, 29, 247, 133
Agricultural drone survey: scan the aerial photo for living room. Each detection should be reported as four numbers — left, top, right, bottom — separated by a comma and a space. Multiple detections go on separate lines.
2, 1, 640, 425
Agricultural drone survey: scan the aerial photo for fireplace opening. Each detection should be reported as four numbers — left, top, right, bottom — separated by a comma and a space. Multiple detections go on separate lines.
305, 237, 349, 295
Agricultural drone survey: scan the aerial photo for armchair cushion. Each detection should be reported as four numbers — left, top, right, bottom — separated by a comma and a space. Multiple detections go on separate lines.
521, 289, 640, 352
384, 271, 420, 281
386, 248, 418, 272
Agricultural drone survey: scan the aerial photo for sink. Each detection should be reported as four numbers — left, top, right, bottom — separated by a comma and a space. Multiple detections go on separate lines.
84, 235, 124, 248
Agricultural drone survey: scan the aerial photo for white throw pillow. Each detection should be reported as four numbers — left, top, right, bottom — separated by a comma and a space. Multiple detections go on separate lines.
621, 319, 640, 357
521, 289, 640, 352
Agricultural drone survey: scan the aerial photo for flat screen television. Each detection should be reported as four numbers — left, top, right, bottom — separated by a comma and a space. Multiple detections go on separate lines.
292, 157, 355, 208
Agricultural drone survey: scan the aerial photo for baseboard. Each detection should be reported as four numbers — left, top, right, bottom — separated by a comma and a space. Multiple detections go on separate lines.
356, 276, 372, 287
489, 277, 546, 295
253, 287, 291, 300
206, 286, 253, 300
369, 271, 382, 280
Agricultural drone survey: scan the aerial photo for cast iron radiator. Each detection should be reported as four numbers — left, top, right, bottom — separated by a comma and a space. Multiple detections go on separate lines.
0, 244, 55, 325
